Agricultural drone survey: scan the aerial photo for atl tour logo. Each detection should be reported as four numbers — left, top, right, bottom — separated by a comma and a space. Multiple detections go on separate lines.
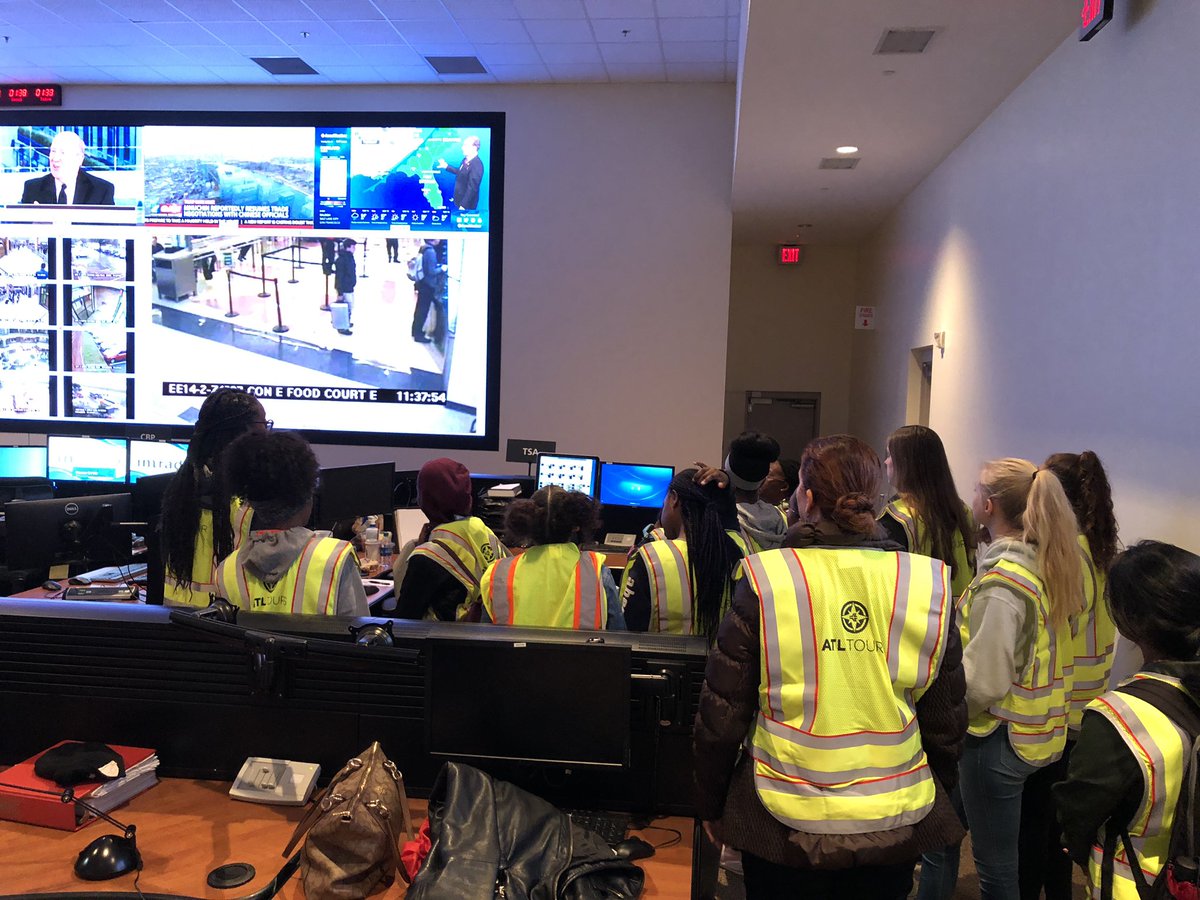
820, 600, 883, 653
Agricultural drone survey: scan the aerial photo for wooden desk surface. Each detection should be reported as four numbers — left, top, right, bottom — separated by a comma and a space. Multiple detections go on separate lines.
2, 778, 694, 898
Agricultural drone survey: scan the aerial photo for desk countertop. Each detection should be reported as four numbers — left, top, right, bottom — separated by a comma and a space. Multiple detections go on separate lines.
1, 778, 694, 898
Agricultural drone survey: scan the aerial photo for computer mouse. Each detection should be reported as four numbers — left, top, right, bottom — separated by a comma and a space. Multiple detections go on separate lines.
613, 837, 656, 862
68, 575, 93, 586
74, 833, 142, 880
41, 580, 63, 592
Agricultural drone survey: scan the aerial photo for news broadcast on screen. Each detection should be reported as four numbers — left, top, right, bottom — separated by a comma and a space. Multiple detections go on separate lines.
0, 111, 503, 448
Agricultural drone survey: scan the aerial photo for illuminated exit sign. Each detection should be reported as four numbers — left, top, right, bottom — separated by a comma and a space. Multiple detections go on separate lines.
777, 244, 804, 266
1080, 0, 1113, 40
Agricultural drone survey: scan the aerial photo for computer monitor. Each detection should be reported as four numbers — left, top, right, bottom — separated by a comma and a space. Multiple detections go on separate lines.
535, 454, 599, 497
426, 637, 631, 769
47, 436, 128, 483
311, 462, 395, 531
5, 492, 133, 573
599, 463, 674, 509
128, 440, 188, 482
0, 447, 47, 479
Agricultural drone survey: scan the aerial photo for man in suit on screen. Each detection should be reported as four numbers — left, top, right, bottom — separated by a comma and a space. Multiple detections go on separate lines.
437, 136, 483, 211
20, 131, 115, 205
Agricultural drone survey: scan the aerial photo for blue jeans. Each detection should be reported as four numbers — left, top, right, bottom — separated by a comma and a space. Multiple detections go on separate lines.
915, 788, 964, 900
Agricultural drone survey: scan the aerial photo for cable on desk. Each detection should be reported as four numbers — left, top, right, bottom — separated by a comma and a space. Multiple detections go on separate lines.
638, 822, 683, 851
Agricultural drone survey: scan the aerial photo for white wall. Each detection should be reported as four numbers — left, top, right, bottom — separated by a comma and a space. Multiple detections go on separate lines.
849, 0, 1200, 550
16, 83, 735, 476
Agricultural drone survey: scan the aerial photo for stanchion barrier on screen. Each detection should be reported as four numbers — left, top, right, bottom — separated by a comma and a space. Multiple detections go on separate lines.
288, 239, 299, 284
257, 252, 270, 298
225, 270, 237, 318
322, 272, 331, 311
271, 279, 287, 334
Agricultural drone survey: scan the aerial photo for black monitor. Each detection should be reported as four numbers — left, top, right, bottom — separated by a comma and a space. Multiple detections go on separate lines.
427, 637, 631, 769
311, 462, 395, 531
4, 492, 133, 573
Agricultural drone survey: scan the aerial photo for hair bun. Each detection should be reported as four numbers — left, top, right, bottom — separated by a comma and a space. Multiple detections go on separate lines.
831, 492, 877, 535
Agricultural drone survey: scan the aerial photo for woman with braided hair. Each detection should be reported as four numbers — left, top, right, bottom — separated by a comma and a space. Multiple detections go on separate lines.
619, 468, 745, 641
159, 388, 268, 606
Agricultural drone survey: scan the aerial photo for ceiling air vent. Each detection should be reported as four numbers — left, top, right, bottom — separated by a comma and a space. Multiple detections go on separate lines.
250, 57, 318, 75
819, 157, 859, 170
425, 55, 488, 75
874, 28, 939, 55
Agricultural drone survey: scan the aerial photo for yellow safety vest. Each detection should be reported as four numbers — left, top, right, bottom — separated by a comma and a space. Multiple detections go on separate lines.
1086, 675, 1191, 899
164, 500, 253, 607
743, 547, 951, 834
1069, 535, 1115, 730
215, 534, 357, 615
880, 497, 975, 599
959, 556, 1071, 766
481, 543, 607, 630
409, 517, 507, 620
618, 530, 746, 635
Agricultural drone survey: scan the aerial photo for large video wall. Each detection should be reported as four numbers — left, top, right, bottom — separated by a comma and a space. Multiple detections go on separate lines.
0, 111, 503, 449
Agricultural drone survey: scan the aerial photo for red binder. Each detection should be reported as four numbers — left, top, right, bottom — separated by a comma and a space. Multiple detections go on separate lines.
0, 741, 157, 831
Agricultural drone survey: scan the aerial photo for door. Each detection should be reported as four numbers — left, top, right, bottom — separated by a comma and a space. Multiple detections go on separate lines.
744, 391, 820, 459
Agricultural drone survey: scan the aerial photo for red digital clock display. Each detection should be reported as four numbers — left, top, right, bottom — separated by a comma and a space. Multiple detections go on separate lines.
1, 84, 63, 106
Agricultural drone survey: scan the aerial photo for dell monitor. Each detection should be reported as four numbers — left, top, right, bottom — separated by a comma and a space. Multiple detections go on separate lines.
535, 454, 599, 497
5, 492, 133, 575
311, 462, 395, 531
599, 463, 674, 509
47, 435, 128, 483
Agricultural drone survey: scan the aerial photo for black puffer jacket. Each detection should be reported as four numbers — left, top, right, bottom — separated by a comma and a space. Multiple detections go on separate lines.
407, 763, 644, 900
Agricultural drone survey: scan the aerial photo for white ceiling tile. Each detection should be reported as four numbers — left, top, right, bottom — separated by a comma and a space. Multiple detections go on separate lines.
266, 20, 340, 44
350, 43, 425, 65
591, 19, 655, 41
160, 44, 251, 65
664, 60, 726, 80
391, 20, 468, 43
327, 19, 405, 43
372, 0, 449, 15
148, 65, 224, 81
204, 21, 283, 44
39, 0, 126, 22
78, 21, 161, 43
658, 17, 725, 42
39, 65, 113, 80
309, 65, 380, 80
523, 18, 592, 42
584, 0, 654, 17
536, 42, 599, 64
455, 17, 530, 43
441, 0, 519, 17
137, 21, 225, 44
474, 43, 541, 65
94, 65, 173, 81
233, 0, 313, 21
7, 21, 95, 46
605, 62, 665, 81
655, 0, 727, 15
402, 41, 477, 55
204, 64, 274, 81
725, 39, 736, 61
372, 63, 441, 81
514, 0, 584, 18
725, 12, 738, 40
598, 41, 660, 64
662, 40, 725, 62
305, 0, 385, 20
169, 0, 255, 21
97, 0, 188, 21
486, 62, 550, 81
278, 42, 348, 63
0, 1, 66, 24
544, 61, 607, 80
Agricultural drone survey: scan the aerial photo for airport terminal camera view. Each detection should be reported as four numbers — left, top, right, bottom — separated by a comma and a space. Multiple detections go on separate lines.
0, 117, 501, 446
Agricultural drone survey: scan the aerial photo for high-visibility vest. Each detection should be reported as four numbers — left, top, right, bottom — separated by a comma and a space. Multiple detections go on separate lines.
880, 497, 974, 599
739, 506, 788, 555
743, 547, 951, 834
409, 517, 507, 620
481, 543, 607, 630
959, 555, 1071, 766
215, 533, 357, 615
164, 500, 253, 607
619, 530, 745, 635
1086, 675, 1191, 899
1069, 535, 1115, 730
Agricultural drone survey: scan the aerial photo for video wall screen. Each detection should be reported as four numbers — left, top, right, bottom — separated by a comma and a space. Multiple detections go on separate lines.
0, 112, 503, 449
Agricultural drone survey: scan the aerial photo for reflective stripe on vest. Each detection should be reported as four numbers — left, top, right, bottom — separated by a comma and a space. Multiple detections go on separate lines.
881, 497, 974, 599
164, 500, 254, 607
959, 556, 1070, 766
410, 517, 506, 619
743, 547, 951, 834
215, 534, 354, 615
1086, 676, 1190, 899
620, 530, 746, 635
482, 544, 606, 629
1070, 536, 1115, 730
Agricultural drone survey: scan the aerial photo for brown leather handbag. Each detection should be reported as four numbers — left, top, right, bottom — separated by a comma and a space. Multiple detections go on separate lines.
283, 742, 413, 899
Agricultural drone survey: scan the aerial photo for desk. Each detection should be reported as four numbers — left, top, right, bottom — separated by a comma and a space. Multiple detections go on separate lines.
1, 779, 695, 898
8, 578, 393, 608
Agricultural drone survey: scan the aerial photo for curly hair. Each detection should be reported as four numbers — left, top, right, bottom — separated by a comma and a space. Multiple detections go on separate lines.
1044, 451, 1120, 572
503, 486, 600, 547
217, 431, 319, 531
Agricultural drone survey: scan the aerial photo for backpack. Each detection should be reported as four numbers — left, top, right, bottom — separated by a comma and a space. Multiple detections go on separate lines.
406, 254, 423, 283
1101, 677, 1200, 900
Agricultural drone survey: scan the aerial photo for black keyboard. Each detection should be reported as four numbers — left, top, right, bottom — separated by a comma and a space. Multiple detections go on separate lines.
564, 809, 630, 845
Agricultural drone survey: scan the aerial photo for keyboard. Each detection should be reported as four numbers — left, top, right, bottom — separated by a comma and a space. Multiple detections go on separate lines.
77, 563, 149, 582
564, 809, 630, 845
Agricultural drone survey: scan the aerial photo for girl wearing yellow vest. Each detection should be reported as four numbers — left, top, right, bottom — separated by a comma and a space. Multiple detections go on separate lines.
160, 389, 267, 607
213, 431, 367, 616
693, 435, 967, 899
619, 468, 744, 641
480, 487, 624, 630
1055, 541, 1200, 900
1019, 450, 1120, 900
878, 425, 977, 600
921, 458, 1082, 900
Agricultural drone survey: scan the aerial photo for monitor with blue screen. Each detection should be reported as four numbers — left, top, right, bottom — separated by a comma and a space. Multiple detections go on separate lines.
535, 454, 598, 497
599, 463, 674, 509
47, 435, 128, 483
0, 446, 47, 479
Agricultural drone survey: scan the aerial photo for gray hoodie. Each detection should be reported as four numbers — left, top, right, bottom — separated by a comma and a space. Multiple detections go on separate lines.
239, 526, 368, 616
736, 499, 788, 552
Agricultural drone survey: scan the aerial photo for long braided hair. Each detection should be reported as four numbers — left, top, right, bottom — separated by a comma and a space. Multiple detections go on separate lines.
669, 469, 744, 643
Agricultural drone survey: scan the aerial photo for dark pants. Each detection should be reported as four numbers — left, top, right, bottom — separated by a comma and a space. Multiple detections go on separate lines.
741, 852, 915, 900
1018, 742, 1074, 900
412, 286, 434, 339
385, 238, 399, 262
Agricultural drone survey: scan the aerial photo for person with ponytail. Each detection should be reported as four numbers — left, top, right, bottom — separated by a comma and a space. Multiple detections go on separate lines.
160, 388, 268, 606
920, 458, 1082, 900
1054, 541, 1200, 900
619, 469, 745, 641
1018, 450, 1120, 900
479, 486, 624, 630
694, 435, 966, 898
880, 425, 977, 599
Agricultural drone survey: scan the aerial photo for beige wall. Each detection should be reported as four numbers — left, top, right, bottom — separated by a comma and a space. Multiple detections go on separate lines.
849, 1, 1200, 550
723, 243, 859, 454
12, 83, 736, 475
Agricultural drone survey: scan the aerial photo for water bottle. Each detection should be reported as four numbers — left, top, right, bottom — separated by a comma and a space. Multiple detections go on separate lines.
363, 524, 380, 567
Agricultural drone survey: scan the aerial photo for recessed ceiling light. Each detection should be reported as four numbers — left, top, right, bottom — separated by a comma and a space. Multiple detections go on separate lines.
836, 145, 859, 154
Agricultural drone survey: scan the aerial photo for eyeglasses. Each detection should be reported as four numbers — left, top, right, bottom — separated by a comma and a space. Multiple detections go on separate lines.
253, 418, 274, 431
